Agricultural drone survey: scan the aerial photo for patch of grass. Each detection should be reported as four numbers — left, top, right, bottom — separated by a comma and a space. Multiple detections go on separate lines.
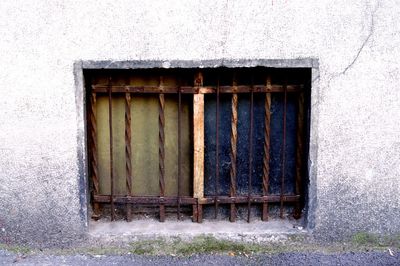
127, 235, 297, 256
123, 233, 400, 256
351, 232, 400, 249
173, 235, 264, 255
0, 243, 31, 254
129, 238, 166, 255
352, 232, 379, 246
5, 233, 399, 257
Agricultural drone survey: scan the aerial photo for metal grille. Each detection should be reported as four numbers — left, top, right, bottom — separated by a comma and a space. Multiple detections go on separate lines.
87, 68, 309, 223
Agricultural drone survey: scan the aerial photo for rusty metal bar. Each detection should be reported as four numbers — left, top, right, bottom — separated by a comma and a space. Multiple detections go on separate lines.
199, 195, 300, 204
215, 77, 220, 219
197, 200, 203, 223
192, 199, 198, 223
108, 78, 115, 221
159, 77, 166, 222
247, 85, 254, 223
94, 195, 196, 205
280, 82, 288, 219
294, 92, 305, 219
92, 84, 304, 94
262, 76, 272, 221
89, 92, 101, 219
125, 92, 132, 221
229, 77, 238, 222
93, 194, 300, 204
177, 88, 182, 220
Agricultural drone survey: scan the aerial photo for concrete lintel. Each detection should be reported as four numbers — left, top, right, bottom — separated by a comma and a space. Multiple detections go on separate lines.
80, 58, 318, 70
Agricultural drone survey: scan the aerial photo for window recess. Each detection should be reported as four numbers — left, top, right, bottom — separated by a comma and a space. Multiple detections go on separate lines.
86, 67, 310, 223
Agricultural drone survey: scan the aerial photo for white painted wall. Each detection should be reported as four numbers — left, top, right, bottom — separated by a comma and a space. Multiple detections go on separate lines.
0, 0, 399, 244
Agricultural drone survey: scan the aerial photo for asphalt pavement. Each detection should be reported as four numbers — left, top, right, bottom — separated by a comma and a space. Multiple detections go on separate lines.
1, 249, 399, 266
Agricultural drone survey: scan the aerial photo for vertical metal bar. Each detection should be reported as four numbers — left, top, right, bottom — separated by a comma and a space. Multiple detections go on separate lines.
294, 92, 305, 219
177, 88, 182, 220
229, 76, 238, 222
247, 83, 254, 223
192, 200, 198, 223
197, 200, 203, 222
262, 75, 272, 221
108, 78, 115, 221
125, 91, 132, 222
280, 82, 288, 219
215, 77, 220, 219
90, 92, 101, 219
159, 77, 166, 222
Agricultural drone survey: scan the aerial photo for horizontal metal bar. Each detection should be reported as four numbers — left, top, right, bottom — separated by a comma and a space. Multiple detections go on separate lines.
94, 195, 197, 205
199, 195, 300, 204
91, 85, 303, 94
93, 194, 300, 205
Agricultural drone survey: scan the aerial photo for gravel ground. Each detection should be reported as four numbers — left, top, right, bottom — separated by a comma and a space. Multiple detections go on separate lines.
1, 250, 399, 266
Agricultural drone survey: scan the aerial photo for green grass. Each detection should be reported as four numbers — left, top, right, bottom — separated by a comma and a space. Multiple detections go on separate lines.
127, 235, 273, 256
2, 233, 400, 257
0, 243, 31, 254
172, 236, 264, 255
351, 232, 400, 249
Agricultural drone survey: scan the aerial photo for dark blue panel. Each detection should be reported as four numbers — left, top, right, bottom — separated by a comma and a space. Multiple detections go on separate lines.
269, 93, 297, 194
250, 94, 266, 195
205, 92, 298, 197
236, 94, 250, 196
204, 94, 232, 196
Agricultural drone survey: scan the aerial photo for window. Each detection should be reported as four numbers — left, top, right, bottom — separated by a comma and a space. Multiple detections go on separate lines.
85, 67, 310, 223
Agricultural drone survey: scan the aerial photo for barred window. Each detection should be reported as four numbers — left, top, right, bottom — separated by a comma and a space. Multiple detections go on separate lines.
86, 67, 310, 222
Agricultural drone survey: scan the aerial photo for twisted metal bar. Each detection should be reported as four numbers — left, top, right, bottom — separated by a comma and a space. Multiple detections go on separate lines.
294, 92, 305, 219
125, 92, 132, 221
262, 92, 272, 221
90, 92, 101, 218
159, 92, 166, 222
229, 93, 238, 222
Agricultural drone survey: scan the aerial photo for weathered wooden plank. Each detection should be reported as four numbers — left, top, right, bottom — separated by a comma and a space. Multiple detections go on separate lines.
193, 72, 204, 223
193, 94, 204, 200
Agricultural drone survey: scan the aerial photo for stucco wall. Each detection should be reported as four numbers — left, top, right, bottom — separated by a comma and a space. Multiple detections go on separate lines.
0, 0, 399, 246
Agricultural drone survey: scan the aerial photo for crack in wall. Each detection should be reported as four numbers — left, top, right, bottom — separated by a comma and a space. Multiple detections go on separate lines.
321, 0, 381, 101
340, 0, 380, 76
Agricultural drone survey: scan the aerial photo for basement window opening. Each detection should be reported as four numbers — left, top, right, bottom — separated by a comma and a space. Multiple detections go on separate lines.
85, 67, 311, 223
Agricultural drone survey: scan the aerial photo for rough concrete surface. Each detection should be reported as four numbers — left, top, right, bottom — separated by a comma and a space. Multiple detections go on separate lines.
88, 219, 306, 244
0, 0, 400, 246
0, 249, 399, 266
